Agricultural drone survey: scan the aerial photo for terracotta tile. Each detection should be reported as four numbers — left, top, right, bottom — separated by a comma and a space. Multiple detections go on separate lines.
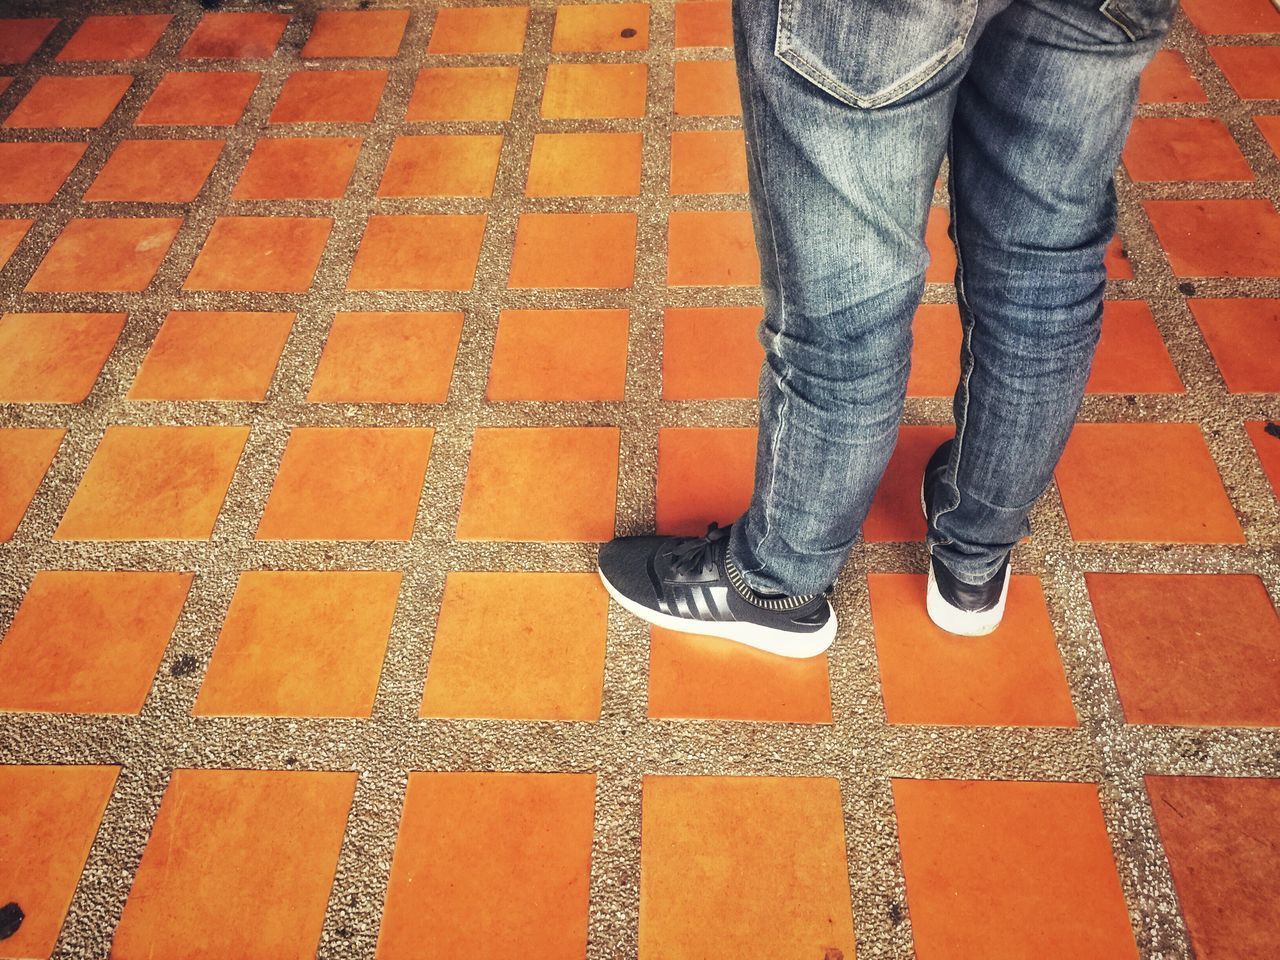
1139, 50, 1207, 103
256, 427, 433, 541
377, 772, 595, 959
864, 424, 954, 542
112, 770, 355, 960
1056, 422, 1243, 543
1086, 299, 1184, 394
58, 14, 171, 60
488, 309, 629, 401
426, 6, 529, 54
0, 141, 87, 202
648, 626, 832, 722
185, 216, 332, 292
0, 18, 58, 63
421, 572, 608, 720
270, 69, 387, 124
0, 77, 10, 95
1124, 117, 1252, 182
1146, 776, 1280, 960
1210, 45, 1280, 100
379, 134, 503, 197
232, 136, 360, 200
28, 218, 179, 293
1106, 232, 1135, 279
56, 426, 248, 541
869, 573, 1077, 726
509, 212, 636, 288
1088, 573, 1280, 726
674, 59, 740, 116
0, 219, 31, 269
552, 3, 649, 52
309, 311, 463, 404
663, 306, 762, 399
179, 11, 289, 59
0, 311, 125, 403
675, 1, 732, 47
128, 311, 294, 402
406, 66, 518, 121
1246, 421, 1280, 499
302, 9, 409, 58
85, 139, 223, 203
1183, 0, 1280, 33
0, 571, 192, 714
0, 428, 64, 540
196, 571, 401, 718
0, 765, 119, 960
639, 776, 855, 957
456, 427, 619, 541
1190, 298, 1280, 393
526, 131, 642, 197
906, 304, 962, 397
1143, 199, 1280, 277
4, 74, 132, 128
667, 210, 758, 286
656, 427, 755, 536
348, 215, 486, 291
541, 63, 647, 119
1257, 115, 1280, 161
894, 779, 1139, 960
136, 71, 259, 126
669, 128, 747, 194
925, 205, 957, 282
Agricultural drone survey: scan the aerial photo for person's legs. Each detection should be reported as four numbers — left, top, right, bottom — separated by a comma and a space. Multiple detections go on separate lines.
927, 0, 1175, 589
726, 0, 1004, 598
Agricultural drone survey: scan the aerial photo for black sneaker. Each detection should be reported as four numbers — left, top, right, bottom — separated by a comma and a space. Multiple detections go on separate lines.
596, 523, 836, 658
921, 440, 1010, 636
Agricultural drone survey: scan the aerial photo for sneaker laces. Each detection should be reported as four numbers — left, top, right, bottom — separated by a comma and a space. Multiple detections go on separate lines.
667, 522, 729, 576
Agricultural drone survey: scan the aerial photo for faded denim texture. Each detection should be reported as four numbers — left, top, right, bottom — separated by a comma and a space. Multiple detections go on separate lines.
727, 0, 1176, 595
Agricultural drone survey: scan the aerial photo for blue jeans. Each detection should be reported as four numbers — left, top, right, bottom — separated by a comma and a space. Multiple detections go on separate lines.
726, 0, 1174, 595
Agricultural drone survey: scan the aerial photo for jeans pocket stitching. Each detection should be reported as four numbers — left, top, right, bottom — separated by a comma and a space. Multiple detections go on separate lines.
773, 0, 978, 109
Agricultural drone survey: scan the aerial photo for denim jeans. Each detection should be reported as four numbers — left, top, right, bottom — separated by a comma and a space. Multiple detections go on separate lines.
726, 0, 1175, 595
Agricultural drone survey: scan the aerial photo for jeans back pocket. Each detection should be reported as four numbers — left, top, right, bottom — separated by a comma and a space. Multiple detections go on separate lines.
1099, 0, 1178, 40
774, 0, 979, 109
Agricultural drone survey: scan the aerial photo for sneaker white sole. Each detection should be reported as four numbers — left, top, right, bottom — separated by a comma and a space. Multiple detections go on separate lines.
921, 471, 1009, 636
925, 560, 1010, 636
597, 567, 837, 659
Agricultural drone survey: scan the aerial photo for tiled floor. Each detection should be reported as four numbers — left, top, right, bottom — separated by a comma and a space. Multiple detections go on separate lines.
0, 1, 1278, 958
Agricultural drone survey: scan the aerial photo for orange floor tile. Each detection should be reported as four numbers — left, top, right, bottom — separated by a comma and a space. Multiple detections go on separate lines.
0, 311, 124, 403
1088, 573, 1280, 726
1146, 776, 1280, 960
0, 571, 191, 714
128, 311, 293, 402
378, 772, 595, 960
0, 765, 119, 960
421, 572, 608, 720
195, 571, 401, 717
308, 311, 462, 404
894, 779, 1140, 960
56, 426, 249, 541
487, 308, 629, 401
2, 6, 1278, 956
0, 427, 63, 540
456, 427, 619, 541
869, 574, 1077, 727
639, 776, 856, 957
111, 769, 356, 960
648, 626, 833, 722
1055, 422, 1244, 543
256, 427, 433, 541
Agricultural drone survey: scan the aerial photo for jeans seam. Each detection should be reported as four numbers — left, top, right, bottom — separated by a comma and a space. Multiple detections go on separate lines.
931, 123, 972, 557
740, 57, 790, 577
